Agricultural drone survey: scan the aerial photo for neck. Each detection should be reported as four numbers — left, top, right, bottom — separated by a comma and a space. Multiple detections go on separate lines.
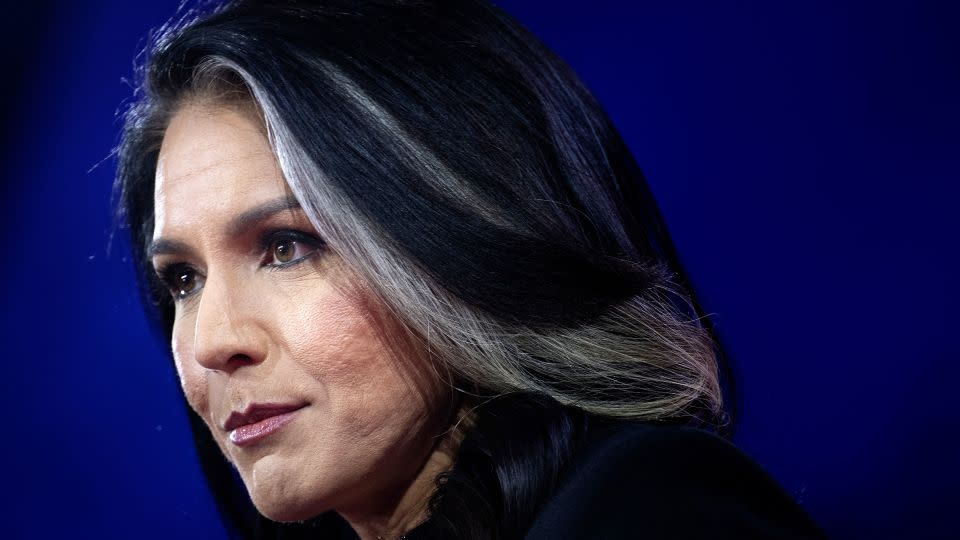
340, 408, 471, 540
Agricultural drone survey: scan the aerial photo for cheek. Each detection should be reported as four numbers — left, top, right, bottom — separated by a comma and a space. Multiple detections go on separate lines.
286, 288, 441, 436
170, 320, 209, 418
286, 295, 379, 393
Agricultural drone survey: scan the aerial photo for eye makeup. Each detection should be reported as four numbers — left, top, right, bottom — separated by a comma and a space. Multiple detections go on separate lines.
150, 228, 328, 302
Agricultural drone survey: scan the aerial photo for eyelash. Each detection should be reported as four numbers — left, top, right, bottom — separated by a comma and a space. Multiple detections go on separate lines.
154, 229, 326, 303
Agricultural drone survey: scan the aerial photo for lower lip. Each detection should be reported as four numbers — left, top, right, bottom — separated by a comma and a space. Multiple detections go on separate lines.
229, 408, 303, 447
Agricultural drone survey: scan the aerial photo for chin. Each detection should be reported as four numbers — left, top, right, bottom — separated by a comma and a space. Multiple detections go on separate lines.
254, 500, 318, 523
242, 464, 332, 523
249, 485, 330, 523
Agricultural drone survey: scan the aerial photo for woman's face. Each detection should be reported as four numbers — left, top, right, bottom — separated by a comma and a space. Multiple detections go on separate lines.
150, 102, 451, 522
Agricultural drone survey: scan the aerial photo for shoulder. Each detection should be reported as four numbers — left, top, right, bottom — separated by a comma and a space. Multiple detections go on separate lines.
524, 422, 828, 539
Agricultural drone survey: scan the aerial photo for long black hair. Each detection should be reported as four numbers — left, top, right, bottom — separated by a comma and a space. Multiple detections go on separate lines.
114, 1, 738, 537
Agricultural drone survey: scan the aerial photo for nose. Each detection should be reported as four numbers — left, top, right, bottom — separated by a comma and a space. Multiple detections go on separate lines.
192, 270, 266, 373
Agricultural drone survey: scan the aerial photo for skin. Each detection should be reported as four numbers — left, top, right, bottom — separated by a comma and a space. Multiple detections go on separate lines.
151, 102, 459, 539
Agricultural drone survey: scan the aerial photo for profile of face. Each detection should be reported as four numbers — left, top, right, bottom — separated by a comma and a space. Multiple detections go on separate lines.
150, 102, 453, 524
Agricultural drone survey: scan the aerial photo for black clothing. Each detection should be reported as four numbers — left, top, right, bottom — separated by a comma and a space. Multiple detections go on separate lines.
522, 421, 827, 539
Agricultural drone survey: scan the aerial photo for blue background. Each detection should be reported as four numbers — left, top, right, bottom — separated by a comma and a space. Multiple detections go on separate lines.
2, 1, 957, 538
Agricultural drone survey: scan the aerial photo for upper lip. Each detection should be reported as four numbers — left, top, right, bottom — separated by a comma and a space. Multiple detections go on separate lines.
223, 402, 307, 432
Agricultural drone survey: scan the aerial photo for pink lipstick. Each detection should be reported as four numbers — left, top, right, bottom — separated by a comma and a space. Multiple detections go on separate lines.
224, 403, 306, 447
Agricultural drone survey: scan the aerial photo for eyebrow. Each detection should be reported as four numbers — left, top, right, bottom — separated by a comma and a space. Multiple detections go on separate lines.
147, 195, 303, 259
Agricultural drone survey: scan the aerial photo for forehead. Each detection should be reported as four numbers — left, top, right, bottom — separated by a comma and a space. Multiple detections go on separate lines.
153, 103, 289, 237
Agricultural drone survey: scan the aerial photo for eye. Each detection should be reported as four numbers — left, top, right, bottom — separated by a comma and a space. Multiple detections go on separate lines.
156, 263, 205, 302
263, 231, 324, 268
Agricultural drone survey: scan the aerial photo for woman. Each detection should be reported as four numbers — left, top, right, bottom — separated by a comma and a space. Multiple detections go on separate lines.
115, 1, 827, 538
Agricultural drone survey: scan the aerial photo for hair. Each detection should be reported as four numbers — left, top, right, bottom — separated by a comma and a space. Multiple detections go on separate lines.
114, 0, 737, 538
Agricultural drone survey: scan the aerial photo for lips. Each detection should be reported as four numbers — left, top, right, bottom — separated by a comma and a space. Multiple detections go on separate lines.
223, 403, 307, 447
224, 403, 305, 431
